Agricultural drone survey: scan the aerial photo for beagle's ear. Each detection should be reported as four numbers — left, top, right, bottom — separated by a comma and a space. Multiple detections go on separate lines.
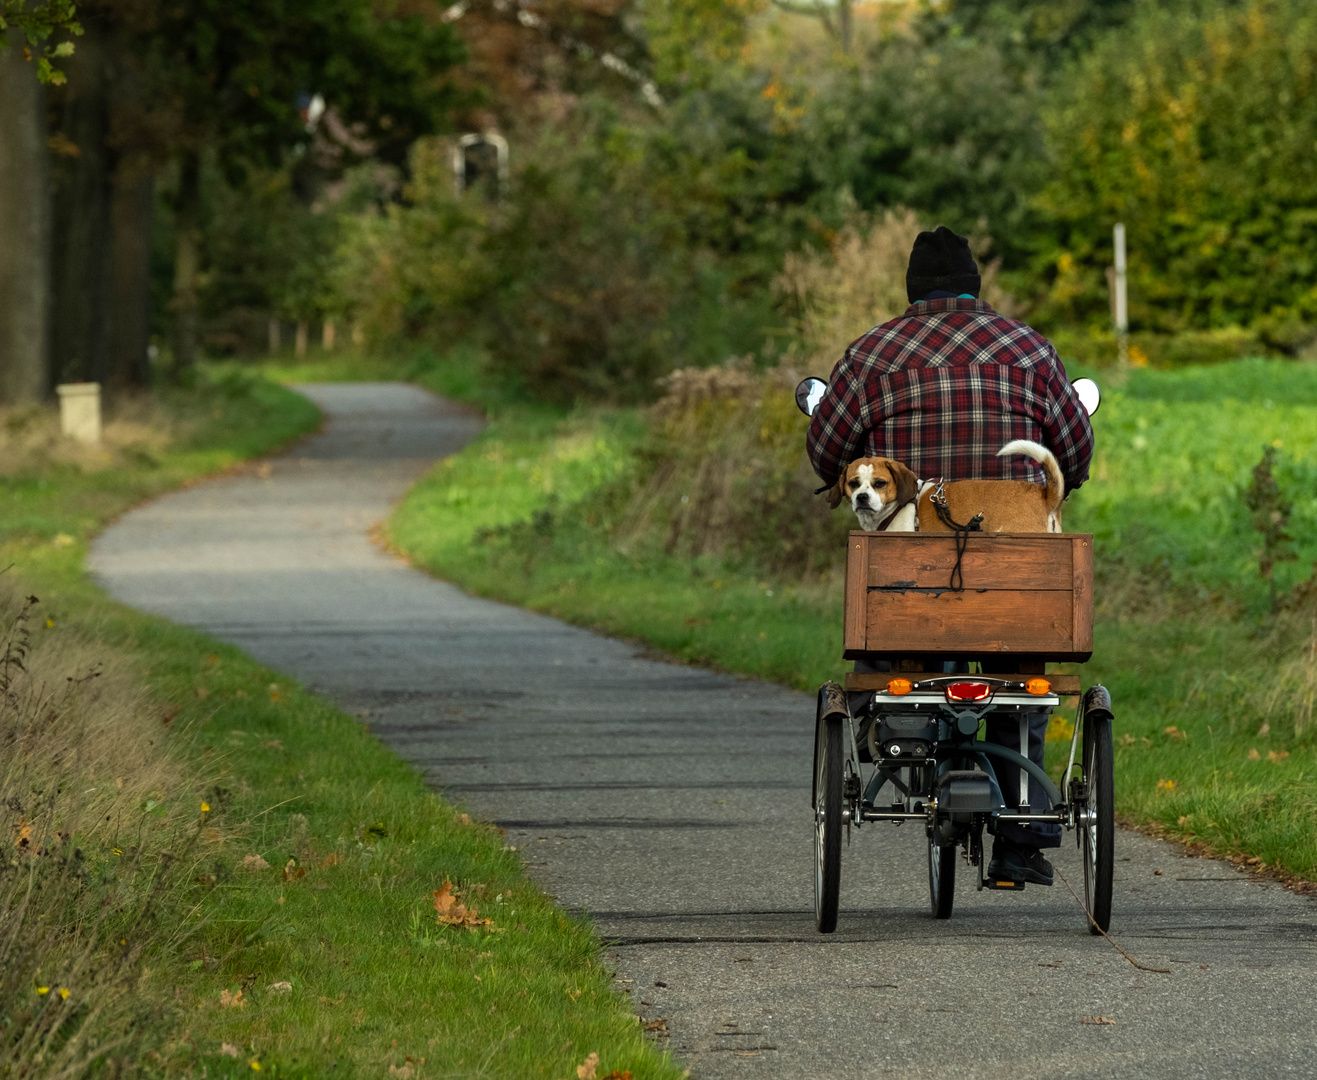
888, 460, 918, 507
824, 469, 849, 510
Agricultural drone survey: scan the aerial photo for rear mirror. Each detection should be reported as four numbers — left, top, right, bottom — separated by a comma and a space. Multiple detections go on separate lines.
1073, 377, 1101, 416
795, 377, 827, 417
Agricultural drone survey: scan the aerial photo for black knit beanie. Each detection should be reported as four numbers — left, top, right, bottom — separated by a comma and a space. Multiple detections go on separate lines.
905, 226, 981, 303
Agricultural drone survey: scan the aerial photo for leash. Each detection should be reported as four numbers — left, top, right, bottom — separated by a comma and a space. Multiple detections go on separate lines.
929, 479, 983, 591
1053, 865, 1172, 974
875, 494, 918, 532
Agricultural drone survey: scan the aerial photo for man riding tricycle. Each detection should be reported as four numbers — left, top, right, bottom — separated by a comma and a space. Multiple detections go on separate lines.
795, 226, 1114, 933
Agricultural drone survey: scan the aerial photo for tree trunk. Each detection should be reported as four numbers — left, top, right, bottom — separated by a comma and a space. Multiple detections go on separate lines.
0, 36, 52, 405
170, 149, 201, 376
106, 163, 155, 388
268, 317, 281, 353
49, 14, 111, 387
838, 0, 852, 53
295, 321, 308, 358
322, 319, 335, 350
104, 11, 156, 391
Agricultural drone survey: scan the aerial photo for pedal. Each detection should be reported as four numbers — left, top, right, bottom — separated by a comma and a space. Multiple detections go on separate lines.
982, 878, 1026, 891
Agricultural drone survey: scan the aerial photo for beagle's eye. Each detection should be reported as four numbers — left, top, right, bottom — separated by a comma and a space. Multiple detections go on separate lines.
873, 479, 888, 487
847, 479, 860, 490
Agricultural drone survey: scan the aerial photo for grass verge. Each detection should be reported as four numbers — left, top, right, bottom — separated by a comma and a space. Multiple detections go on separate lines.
1, 367, 681, 1079
387, 357, 1317, 886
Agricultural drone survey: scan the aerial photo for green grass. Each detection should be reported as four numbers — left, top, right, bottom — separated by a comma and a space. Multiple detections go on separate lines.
2, 367, 681, 1079
388, 357, 1317, 883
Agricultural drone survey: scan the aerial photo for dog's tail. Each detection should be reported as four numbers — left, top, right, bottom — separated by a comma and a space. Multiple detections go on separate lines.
997, 439, 1065, 516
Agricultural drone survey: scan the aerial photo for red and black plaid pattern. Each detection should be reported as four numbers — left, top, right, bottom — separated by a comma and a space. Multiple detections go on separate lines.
806, 298, 1095, 491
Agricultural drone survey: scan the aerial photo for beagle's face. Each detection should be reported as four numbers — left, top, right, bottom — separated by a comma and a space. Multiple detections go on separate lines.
842, 458, 908, 516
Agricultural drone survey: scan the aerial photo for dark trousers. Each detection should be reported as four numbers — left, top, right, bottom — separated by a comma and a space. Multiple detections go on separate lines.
985, 709, 1061, 850
852, 659, 1061, 850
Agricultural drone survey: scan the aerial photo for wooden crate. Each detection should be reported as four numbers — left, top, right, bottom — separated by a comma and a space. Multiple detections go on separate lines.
843, 532, 1094, 663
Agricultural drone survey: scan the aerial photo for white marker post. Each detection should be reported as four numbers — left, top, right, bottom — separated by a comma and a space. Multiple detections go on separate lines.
56, 382, 102, 444
1113, 223, 1129, 366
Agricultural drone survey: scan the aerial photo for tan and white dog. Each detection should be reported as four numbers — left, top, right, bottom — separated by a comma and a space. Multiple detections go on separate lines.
828, 441, 1066, 533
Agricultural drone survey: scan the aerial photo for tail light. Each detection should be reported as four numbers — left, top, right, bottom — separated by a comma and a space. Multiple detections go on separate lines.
1024, 677, 1052, 696
885, 677, 913, 696
945, 681, 992, 703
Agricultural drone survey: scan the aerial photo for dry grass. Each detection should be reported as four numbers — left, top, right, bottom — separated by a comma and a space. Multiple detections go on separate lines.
0, 585, 202, 1076
773, 206, 1017, 370
0, 395, 187, 479
606, 361, 848, 577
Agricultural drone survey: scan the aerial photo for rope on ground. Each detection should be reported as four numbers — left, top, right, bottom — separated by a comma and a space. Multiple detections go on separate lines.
1054, 865, 1172, 975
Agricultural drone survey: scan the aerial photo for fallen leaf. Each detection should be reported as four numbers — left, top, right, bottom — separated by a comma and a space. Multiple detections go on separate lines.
195, 687, 209, 700
1154, 870, 1162, 876
52, 533, 74, 548
269, 981, 293, 994
264, 739, 283, 750
601, 1072, 634, 1080
220, 1043, 241, 1058
268, 684, 282, 703
219, 989, 245, 1008
282, 859, 305, 882
643, 1018, 667, 1033
576, 1052, 599, 1080
242, 854, 270, 872
1248, 748, 1261, 760
1267, 750, 1290, 762
567, 989, 583, 1001
1258, 722, 1270, 736
454, 813, 472, 826
388, 1066, 413, 1079
1156, 779, 1177, 791
433, 881, 502, 931
1163, 725, 1185, 740
319, 853, 343, 868
1081, 1016, 1115, 1025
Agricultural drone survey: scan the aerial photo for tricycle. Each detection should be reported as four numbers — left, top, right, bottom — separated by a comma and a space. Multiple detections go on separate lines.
811, 528, 1115, 934
794, 374, 1113, 934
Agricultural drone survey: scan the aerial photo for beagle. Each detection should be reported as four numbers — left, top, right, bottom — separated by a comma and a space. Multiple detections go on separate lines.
829, 441, 1066, 534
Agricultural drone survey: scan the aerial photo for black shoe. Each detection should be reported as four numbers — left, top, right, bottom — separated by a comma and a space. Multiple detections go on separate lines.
987, 839, 1054, 886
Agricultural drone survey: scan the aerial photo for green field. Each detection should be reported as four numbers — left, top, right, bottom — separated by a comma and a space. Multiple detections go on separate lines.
388, 357, 1317, 883
0, 368, 681, 1079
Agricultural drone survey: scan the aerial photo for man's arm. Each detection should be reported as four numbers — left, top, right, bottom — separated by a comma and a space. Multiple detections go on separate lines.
1039, 346, 1095, 492
806, 352, 868, 486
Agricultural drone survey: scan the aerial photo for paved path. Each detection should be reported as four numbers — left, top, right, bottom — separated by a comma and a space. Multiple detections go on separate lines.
92, 384, 1317, 1079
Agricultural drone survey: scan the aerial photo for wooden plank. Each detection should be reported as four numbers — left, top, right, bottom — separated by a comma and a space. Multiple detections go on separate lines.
864, 588, 1075, 655
843, 533, 869, 654
865, 532, 1076, 591
1071, 536, 1094, 654
845, 672, 1081, 695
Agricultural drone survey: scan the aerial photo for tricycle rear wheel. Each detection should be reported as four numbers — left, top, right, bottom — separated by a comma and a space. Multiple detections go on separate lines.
814, 713, 843, 933
928, 834, 956, 919
1082, 710, 1114, 934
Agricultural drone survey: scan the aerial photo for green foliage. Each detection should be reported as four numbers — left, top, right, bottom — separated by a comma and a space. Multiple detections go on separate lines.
1039, 0, 1317, 342
923, 0, 1138, 64
0, 0, 80, 83
136, 0, 463, 172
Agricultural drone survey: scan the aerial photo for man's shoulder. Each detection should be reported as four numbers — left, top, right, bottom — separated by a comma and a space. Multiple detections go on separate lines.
845, 302, 1060, 373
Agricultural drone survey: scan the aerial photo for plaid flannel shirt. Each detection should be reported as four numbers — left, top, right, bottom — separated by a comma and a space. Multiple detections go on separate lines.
806, 298, 1095, 492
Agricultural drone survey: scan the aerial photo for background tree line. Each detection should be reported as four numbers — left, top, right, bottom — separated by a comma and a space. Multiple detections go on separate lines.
3, 0, 1315, 407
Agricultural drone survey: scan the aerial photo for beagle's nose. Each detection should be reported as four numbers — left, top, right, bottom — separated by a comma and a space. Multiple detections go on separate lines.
855, 492, 870, 506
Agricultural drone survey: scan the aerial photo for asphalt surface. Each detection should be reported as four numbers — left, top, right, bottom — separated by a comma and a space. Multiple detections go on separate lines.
91, 383, 1317, 1079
